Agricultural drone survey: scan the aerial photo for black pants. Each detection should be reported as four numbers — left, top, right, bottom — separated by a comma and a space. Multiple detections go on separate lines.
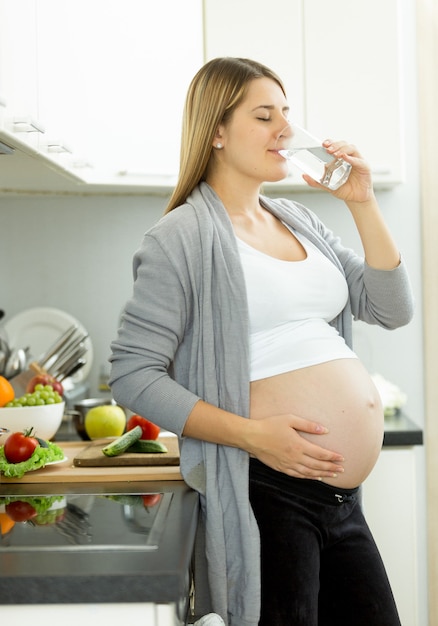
249, 458, 401, 626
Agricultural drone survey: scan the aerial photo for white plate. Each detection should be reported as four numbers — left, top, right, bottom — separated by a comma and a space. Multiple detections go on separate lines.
0, 457, 68, 476
4, 307, 93, 383
45, 456, 68, 467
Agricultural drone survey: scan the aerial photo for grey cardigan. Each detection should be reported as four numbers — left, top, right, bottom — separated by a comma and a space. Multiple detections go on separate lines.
109, 182, 414, 626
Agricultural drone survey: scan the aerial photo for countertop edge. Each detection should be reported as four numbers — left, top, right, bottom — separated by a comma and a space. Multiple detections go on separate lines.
382, 413, 423, 447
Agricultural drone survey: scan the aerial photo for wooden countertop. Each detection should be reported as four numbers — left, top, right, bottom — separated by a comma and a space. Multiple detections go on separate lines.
0, 441, 183, 484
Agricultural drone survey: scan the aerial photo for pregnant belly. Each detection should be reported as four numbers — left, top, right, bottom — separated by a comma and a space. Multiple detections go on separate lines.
249, 358, 384, 488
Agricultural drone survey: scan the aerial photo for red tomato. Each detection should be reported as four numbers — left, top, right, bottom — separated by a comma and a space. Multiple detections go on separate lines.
141, 494, 162, 508
127, 415, 160, 440
5, 501, 37, 522
4, 429, 39, 463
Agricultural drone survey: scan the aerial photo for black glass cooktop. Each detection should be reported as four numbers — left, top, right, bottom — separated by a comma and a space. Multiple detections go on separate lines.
0, 491, 172, 551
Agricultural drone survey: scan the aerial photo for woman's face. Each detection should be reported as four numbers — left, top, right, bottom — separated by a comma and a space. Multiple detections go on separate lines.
215, 77, 291, 184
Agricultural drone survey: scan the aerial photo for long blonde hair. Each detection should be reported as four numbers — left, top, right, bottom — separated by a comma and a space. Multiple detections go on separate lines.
164, 57, 286, 214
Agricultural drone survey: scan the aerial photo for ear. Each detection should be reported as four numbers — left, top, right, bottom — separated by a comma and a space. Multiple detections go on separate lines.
211, 126, 224, 149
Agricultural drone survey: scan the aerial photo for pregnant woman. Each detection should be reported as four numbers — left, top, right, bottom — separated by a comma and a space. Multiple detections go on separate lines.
109, 58, 414, 626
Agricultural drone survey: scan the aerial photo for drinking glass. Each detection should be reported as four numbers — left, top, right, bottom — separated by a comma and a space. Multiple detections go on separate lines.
277, 122, 351, 190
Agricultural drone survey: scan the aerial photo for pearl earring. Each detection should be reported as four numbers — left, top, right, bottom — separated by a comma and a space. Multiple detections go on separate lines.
216, 143, 223, 149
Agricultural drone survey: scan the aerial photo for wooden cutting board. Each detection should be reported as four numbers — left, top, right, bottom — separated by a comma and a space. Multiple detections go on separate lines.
73, 436, 180, 467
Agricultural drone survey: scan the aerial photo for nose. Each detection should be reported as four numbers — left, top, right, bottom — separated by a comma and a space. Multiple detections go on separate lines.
278, 123, 293, 139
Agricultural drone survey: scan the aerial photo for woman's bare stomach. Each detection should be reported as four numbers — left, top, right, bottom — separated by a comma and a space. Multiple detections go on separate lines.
249, 358, 384, 488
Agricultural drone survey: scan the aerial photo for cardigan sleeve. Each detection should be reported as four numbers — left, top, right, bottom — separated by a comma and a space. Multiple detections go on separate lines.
315, 219, 415, 329
109, 231, 201, 437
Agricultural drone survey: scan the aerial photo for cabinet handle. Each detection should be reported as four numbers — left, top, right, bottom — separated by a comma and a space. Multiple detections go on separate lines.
43, 140, 72, 154
11, 116, 45, 134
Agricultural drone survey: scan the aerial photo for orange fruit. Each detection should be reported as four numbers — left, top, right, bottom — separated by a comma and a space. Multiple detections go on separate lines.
0, 375, 14, 407
0, 512, 15, 536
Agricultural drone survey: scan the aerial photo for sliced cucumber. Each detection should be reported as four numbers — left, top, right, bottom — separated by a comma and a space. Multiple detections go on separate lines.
101, 426, 142, 457
128, 439, 168, 454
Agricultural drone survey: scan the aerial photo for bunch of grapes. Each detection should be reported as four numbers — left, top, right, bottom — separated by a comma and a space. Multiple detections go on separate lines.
5, 384, 63, 408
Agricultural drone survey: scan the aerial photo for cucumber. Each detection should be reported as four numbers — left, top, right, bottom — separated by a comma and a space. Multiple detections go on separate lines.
101, 425, 142, 457
128, 439, 168, 454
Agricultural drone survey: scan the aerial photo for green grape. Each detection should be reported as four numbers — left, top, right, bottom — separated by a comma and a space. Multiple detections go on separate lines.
4, 383, 63, 408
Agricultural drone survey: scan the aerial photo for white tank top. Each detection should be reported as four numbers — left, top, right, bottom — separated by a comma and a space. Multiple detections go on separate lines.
237, 230, 357, 381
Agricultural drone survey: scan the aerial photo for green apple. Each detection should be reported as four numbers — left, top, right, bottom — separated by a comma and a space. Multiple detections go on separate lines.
85, 405, 126, 439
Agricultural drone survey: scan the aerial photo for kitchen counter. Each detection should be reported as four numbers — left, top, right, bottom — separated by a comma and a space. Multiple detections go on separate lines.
382, 412, 423, 446
0, 478, 199, 622
0, 430, 198, 624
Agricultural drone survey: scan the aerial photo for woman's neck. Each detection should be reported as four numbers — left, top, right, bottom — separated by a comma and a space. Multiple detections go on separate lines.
206, 173, 262, 219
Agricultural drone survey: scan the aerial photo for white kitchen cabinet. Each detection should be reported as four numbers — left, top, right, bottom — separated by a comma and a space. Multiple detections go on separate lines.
1, 603, 181, 626
204, 0, 405, 189
303, 0, 404, 186
203, 0, 306, 126
362, 447, 422, 626
0, 0, 405, 193
0, 0, 204, 193
0, 0, 38, 119
0, 0, 45, 148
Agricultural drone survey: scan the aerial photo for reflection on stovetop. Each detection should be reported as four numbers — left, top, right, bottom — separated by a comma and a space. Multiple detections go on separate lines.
0, 491, 172, 551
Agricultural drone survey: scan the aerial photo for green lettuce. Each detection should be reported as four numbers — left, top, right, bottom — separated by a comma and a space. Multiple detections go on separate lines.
0, 441, 64, 478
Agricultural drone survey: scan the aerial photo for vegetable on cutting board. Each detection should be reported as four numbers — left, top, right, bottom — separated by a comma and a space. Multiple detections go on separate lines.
126, 414, 160, 440
128, 439, 168, 453
101, 425, 168, 457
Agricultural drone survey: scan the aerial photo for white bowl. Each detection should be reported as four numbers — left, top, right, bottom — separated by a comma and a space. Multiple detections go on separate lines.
0, 402, 65, 444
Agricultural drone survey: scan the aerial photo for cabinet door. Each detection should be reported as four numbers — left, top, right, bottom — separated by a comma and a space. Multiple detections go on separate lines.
363, 448, 420, 626
0, 0, 43, 144
203, 0, 305, 125
34, 0, 204, 178
304, 0, 404, 184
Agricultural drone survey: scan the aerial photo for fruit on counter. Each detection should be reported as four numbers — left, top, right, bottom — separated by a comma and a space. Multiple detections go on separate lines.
3, 428, 39, 463
5, 385, 63, 407
0, 375, 14, 407
26, 374, 64, 396
85, 404, 126, 439
101, 425, 142, 457
126, 414, 160, 440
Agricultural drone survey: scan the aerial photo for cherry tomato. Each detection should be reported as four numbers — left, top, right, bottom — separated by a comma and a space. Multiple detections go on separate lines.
3, 429, 39, 463
141, 494, 162, 508
127, 415, 160, 440
5, 501, 37, 522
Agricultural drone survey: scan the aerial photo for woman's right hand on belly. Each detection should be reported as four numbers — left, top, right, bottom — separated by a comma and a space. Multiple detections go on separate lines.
247, 414, 345, 480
